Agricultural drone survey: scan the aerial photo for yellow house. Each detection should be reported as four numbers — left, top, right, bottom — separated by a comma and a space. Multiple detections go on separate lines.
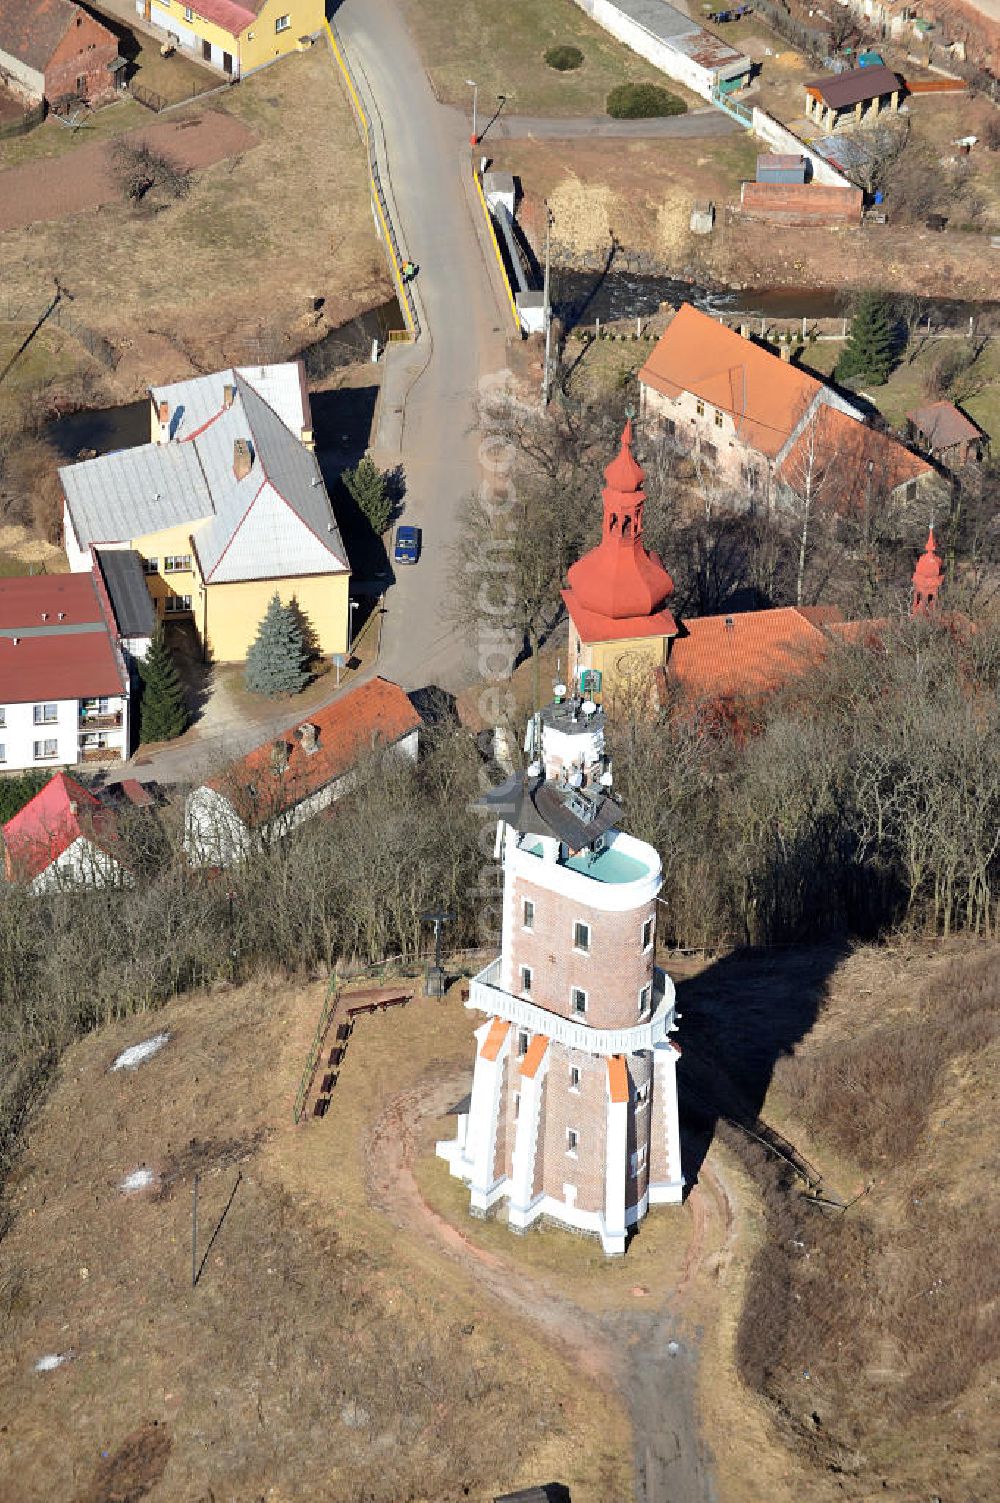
60, 363, 351, 663
137, 0, 323, 78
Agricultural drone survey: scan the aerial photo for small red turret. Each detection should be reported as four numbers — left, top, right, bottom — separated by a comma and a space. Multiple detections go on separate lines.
911, 526, 944, 617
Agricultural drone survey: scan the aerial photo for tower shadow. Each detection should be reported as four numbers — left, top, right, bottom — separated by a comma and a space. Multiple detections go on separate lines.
671, 942, 851, 1190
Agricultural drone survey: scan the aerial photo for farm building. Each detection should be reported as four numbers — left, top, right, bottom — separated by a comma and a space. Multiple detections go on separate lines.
136, 0, 323, 79
572, 0, 751, 101
804, 65, 904, 130
0, 0, 123, 106
906, 401, 988, 468
755, 153, 808, 184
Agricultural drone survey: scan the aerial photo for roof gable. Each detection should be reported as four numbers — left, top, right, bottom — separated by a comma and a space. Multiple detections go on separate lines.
0, 0, 80, 74
2, 772, 103, 881
778, 405, 931, 501
639, 304, 822, 457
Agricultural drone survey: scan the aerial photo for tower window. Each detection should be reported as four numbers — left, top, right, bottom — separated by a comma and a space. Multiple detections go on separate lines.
523, 898, 534, 929
638, 983, 652, 1017
566, 1128, 579, 1156
513, 1091, 521, 1119
517, 1030, 529, 1057
569, 1065, 581, 1091
573, 920, 590, 953
714, 409, 723, 428
642, 916, 654, 950
520, 966, 532, 995
696, 399, 705, 416
636, 1081, 651, 1108
570, 987, 587, 1016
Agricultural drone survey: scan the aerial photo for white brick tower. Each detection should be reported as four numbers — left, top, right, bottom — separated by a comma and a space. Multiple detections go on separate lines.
437, 697, 683, 1255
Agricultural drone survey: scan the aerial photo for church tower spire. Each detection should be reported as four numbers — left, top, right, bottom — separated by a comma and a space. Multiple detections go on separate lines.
911, 526, 944, 616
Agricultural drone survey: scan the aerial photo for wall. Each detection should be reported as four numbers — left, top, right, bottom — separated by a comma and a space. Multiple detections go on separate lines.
131, 521, 204, 618
740, 181, 864, 225
203, 570, 350, 661
31, 836, 127, 894
147, 1, 241, 73
0, 693, 127, 773
0, 50, 45, 102
576, 0, 717, 101
46, 9, 119, 103
243, 0, 323, 71
751, 107, 852, 188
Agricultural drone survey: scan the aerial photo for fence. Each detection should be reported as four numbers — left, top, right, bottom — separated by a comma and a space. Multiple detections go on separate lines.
129, 76, 232, 115
0, 295, 118, 372
324, 18, 419, 341
0, 99, 45, 140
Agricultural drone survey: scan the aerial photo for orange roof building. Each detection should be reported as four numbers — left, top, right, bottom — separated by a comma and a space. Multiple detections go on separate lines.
184, 675, 422, 865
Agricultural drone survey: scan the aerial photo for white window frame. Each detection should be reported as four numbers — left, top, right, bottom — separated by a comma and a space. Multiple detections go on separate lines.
638, 982, 652, 1017
183, 5, 193, 21
33, 702, 58, 724
519, 965, 533, 996
142, 557, 159, 574
275, 12, 291, 31
513, 1090, 520, 1120
522, 897, 534, 929
570, 987, 587, 1016
0, 743, 5, 763
516, 1029, 529, 1058
164, 594, 193, 613
163, 555, 191, 574
568, 1065, 581, 1092
0, 707, 5, 728
566, 1127, 579, 1157
635, 1081, 651, 1108
572, 919, 591, 954
34, 738, 58, 760
642, 915, 654, 951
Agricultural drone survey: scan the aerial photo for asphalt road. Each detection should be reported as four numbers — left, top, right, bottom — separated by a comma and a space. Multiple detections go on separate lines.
334, 0, 509, 698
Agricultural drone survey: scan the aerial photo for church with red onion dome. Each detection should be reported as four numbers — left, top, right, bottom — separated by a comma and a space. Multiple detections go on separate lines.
561, 420, 679, 712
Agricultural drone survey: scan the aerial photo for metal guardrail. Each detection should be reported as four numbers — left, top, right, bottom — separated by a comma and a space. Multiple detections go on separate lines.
325, 18, 419, 341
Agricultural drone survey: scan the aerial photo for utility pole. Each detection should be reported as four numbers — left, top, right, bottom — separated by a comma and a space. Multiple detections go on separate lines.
467, 78, 478, 145
191, 1172, 200, 1288
421, 908, 455, 996
542, 200, 553, 407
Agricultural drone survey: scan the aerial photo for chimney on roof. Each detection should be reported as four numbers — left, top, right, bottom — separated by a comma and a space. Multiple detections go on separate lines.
270, 739, 290, 774
158, 400, 170, 442
69, 800, 79, 816
58, 611, 65, 621
297, 722, 319, 755
233, 438, 253, 482
300, 425, 315, 452
223, 382, 235, 410
11, 636, 19, 646
779, 344, 792, 364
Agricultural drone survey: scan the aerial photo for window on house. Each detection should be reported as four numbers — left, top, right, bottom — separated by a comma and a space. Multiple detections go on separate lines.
523, 898, 534, 929
696, 399, 705, 416
163, 555, 191, 573
630, 1144, 648, 1177
142, 557, 159, 574
164, 595, 193, 613
663, 418, 676, 438
566, 1128, 579, 1156
34, 739, 58, 760
638, 982, 652, 1017
0, 708, 5, 728
81, 697, 110, 716
183, 6, 193, 20
76, 76, 85, 93
714, 409, 724, 428
905, 481, 917, 503
517, 1029, 529, 1057
571, 987, 587, 1016
569, 1065, 581, 1092
642, 916, 654, 951
275, 12, 291, 30
520, 966, 533, 995
573, 920, 590, 953
33, 703, 57, 724
0, 744, 5, 763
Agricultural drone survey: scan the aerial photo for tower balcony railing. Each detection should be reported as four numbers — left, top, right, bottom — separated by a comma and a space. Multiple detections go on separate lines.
468, 956, 676, 1057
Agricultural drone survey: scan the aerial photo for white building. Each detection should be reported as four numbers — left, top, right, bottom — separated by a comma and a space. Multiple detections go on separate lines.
0, 573, 132, 774
438, 698, 683, 1256
572, 0, 751, 102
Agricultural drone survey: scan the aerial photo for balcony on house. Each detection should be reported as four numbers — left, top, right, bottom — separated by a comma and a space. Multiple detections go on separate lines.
79, 700, 123, 730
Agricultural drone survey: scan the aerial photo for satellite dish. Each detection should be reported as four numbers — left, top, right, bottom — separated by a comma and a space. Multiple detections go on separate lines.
568, 769, 583, 788
553, 681, 567, 701
581, 699, 597, 717
600, 770, 614, 787
527, 760, 542, 777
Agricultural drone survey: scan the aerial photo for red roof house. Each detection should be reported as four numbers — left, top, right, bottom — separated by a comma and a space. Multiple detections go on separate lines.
0, 0, 121, 106
2, 771, 124, 888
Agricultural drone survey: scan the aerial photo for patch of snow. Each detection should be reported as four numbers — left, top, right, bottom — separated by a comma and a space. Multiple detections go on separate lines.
34, 1352, 71, 1373
111, 1033, 169, 1072
667, 1340, 681, 1356
120, 1168, 155, 1194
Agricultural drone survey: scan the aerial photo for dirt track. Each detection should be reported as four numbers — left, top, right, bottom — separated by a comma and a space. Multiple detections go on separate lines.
0, 111, 258, 231
366, 1072, 735, 1503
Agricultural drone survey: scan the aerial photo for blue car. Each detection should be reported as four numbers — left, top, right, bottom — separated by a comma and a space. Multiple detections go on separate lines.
394, 524, 421, 565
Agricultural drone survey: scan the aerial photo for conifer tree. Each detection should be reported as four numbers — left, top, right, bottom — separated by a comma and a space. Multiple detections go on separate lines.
139, 626, 188, 743
244, 592, 310, 697
343, 455, 392, 536
836, 293, 896, 386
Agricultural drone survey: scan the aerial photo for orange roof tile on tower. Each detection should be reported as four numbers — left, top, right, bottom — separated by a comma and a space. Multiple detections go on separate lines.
520, 1034, 550, 1080
639, 304, 821, 458
480, 1019, 510, 1062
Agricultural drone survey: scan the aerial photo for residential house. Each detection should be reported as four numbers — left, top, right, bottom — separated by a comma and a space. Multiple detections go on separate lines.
184, 675, 421, 866
906, 401, 988, 469
136, 0, 322, 79
803, 65, 903, 131
638, 304, 935, 509
61, 362, 352, 663
2, 771, 127, 890
0, 573, 132, 774
0, 0, 123, 106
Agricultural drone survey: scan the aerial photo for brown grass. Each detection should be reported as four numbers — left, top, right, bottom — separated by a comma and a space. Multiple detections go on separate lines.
0, 976, 628, 1502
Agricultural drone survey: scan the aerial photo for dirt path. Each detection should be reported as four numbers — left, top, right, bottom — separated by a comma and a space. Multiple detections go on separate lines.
0, 111, 258, 231
366, 1072, 732, 1503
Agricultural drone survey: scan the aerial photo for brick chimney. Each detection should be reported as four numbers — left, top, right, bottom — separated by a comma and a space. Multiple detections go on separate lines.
223, 382, 235, 409
158, 400, 170, 442
297, 722, 319, 755
233, 438, 253, 481
270, 739, 290, 773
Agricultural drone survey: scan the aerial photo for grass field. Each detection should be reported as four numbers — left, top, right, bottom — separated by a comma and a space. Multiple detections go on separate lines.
400, 0, 702, 114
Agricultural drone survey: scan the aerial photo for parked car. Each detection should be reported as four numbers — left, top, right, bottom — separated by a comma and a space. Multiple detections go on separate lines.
393, 524, 421, 564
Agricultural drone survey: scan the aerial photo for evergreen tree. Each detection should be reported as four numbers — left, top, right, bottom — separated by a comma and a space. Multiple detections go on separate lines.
139, 626, 189, 743
343, 455, 392, 536
244, 592, 310, 697
836, 293, 896, 386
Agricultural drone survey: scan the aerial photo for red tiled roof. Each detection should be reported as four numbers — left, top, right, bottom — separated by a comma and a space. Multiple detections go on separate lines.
0, 0, 112, 74
778, 405, 930, 502
0, 573, 125, 701
520, 1034, 549, 1080
562, 591, 678, 647
2, 771, 113, 882
607, 1055, 629, 1105
667, 606, 841, 701
480, 1018, 509, 1062
183, 0, 257, 38
639, 304, 821, 458
906, 400, 982, 450
208, 676, 421, 826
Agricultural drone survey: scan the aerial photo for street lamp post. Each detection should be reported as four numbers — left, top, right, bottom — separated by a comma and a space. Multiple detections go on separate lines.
348, 598, 359, 652
466, 78, 478, 145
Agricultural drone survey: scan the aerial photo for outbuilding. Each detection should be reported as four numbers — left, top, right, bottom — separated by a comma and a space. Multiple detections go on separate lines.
0, 0, 121, 106
804, 65, 903, 130
906, 401, 988, 468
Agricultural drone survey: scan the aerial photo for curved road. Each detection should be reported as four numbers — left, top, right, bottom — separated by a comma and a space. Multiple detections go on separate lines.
333, 0, 509, 696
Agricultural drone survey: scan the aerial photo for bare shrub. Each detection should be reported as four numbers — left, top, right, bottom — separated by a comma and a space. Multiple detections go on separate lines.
110, 137, 192, 205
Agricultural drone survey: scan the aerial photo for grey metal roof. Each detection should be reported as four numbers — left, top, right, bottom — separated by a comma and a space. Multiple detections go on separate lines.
607, 0, 749, 76
94, 548, 157, 638
150, 362, 309, 442
61, 442, 210, 549
478, 771, 623, 849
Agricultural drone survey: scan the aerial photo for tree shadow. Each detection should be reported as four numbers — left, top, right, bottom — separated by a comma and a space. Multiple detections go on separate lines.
553, 235, 620, 335
672, 942, 851, 1192
164, 620, 213, 722
312, 385, 379, 470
